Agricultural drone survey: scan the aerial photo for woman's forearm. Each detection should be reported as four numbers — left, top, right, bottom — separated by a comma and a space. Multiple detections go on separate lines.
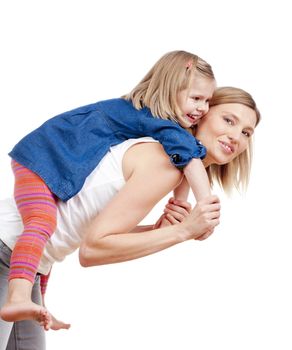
130, 225, 154, 233
79, 195, 220, 268
79, 225, 187, 267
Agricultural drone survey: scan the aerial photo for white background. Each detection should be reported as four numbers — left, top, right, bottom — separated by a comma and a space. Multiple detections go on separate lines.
1, 1, 291, 349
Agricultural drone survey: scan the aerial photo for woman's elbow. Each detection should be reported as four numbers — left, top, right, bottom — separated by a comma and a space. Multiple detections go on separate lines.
79, 241, 103, 267
79, 243, 92, 267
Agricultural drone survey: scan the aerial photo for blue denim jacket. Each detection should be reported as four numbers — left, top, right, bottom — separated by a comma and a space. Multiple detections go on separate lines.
9, 98, 206, 201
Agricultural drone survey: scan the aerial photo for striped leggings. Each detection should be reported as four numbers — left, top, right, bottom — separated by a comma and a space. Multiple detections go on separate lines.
9, 160, 57, 290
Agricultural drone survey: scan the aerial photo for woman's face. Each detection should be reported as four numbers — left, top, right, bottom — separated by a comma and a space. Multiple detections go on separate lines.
195, 103, 257, 167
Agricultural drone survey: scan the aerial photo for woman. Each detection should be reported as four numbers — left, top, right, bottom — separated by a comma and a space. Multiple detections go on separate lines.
0, 86, 260, 350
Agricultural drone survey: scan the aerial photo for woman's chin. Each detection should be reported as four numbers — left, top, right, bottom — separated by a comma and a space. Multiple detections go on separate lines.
207, 155, 231, 166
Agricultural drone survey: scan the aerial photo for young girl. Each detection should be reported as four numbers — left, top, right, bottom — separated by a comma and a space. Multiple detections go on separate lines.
0, 50, 216, 323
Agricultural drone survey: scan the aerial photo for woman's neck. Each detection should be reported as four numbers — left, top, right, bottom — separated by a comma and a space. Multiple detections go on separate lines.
202, 156, 212, 168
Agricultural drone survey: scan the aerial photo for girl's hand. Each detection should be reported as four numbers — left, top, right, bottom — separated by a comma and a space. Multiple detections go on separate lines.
163, 197, 192, 224
153, 197, 192, 229
153, 213, 170, 229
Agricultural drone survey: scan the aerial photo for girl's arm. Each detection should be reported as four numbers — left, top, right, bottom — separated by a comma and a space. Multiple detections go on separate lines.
183, 158, 211, 201
173, 176, 190, 201
79, 143, 220, 267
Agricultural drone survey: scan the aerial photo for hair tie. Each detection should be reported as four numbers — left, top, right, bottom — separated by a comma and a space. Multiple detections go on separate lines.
186, 60, 193, 70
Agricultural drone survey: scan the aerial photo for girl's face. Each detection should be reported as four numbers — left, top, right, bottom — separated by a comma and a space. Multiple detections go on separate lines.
176, 73, 216, 129
195, 103, 257, 167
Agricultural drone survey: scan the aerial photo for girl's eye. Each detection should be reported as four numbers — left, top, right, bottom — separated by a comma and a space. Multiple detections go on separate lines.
242, 130, 251, 137
191, 96, 200, 101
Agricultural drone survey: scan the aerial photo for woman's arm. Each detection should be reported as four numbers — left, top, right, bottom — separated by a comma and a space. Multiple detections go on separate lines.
79, 143, 220, 267
130, 225, 154, 233
79, 196, 219, 267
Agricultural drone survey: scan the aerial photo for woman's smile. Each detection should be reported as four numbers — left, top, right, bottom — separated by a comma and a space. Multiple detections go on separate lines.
195, 102, 257, 167
218, 140, 235, 155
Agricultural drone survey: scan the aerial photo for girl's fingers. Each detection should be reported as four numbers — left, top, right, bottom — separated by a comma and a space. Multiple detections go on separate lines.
165, 213, 180, 225
166, 204, 189, 216
168, 198, 192, 213
164, 208, 184, 222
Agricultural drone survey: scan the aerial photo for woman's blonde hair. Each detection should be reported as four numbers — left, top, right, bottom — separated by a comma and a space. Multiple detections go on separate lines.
206, 86, 261, 194
123, 50, 215, 123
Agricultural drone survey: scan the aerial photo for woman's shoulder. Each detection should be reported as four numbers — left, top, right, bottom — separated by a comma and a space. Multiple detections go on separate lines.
123, 140, 182, 182
125, 140, 168, 162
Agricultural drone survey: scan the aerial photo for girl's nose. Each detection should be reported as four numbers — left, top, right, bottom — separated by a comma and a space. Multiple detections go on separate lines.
197, 101, 208, 114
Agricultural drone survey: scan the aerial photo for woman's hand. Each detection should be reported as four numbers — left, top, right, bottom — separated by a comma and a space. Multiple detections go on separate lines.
154, 198, 192, 228
195, 228, 215, 241
181, 195, 220, 240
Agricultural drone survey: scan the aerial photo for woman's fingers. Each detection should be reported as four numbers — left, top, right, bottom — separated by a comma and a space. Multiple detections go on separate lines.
181, 195, 221, 240
196, 228, 215, 241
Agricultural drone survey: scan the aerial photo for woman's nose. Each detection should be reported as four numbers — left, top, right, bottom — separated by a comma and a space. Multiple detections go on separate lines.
228, 129, 241, 142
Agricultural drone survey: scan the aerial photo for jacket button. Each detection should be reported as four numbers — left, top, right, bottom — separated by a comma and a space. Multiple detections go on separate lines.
170, 154, 181, 163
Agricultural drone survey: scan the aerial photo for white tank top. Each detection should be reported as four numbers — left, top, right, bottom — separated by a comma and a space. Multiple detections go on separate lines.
0, 137, 158, 274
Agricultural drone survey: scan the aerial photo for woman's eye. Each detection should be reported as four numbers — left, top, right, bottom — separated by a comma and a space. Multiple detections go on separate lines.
224, 117, 233, 125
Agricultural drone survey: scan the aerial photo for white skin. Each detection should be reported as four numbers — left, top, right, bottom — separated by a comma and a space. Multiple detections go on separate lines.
0, 102, 256, 331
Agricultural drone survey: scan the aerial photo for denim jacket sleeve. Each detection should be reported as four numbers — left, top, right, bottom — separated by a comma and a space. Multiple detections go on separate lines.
138, 109, 206, 169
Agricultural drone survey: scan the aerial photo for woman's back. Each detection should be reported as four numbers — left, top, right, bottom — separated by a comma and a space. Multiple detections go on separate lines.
0, 137, 159, 275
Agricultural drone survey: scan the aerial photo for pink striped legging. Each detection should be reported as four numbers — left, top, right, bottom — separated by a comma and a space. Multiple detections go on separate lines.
9, 160, 57, 293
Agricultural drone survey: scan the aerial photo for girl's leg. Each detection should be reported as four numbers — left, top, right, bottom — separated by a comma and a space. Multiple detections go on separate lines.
0, 240, 14, 350
6, 275, 46, 350
1, 160, 57, 323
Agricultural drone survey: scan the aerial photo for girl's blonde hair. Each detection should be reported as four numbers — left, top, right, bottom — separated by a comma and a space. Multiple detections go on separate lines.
123, 50, 215, 123
206, 86, 261, 194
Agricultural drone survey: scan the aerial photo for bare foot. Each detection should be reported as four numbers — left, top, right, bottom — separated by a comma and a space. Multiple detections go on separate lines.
0, 300, 51, 327
49, 314, 71, 331
39, 308, 54, 330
